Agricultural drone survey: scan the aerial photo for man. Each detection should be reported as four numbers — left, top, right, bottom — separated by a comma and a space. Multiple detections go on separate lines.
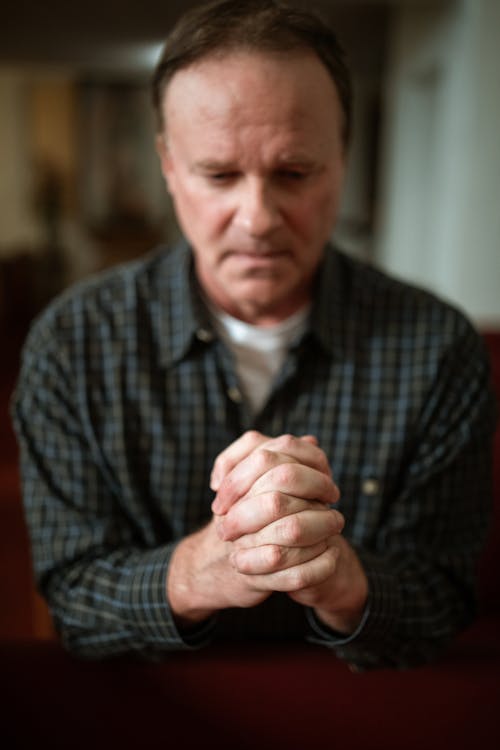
12, 0, 495, 670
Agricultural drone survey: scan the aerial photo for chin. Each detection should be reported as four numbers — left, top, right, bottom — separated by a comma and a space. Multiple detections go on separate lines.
228, 287, 301, 323
234, 281, 286, 306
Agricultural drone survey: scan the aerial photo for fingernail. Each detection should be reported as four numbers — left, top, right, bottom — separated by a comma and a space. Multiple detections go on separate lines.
210, 470, 220, 491
334, 510, 345, 532
211, 496, 221, 514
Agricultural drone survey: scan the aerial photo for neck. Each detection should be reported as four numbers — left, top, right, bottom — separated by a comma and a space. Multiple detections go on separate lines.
214, 297, 310, 327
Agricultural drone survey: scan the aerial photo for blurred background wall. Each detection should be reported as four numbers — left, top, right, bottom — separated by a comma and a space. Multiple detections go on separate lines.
1, 0, 499, 331
375, 0, 500, 327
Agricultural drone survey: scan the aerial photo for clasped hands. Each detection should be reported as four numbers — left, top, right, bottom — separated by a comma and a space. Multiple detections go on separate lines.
168, 431, 368, 636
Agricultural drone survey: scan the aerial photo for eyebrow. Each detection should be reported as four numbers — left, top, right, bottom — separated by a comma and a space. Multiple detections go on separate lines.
193, 160, 237, 173
192, 156, 318, 173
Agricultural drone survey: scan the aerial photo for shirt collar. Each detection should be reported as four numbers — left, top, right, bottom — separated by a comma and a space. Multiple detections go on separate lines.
157, 241, 348, 367
309, 244, 350, 359
157, 241, 211, 368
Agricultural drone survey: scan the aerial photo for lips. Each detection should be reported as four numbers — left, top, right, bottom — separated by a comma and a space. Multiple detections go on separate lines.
225, 250, 291, 273
225, 248, 290, 261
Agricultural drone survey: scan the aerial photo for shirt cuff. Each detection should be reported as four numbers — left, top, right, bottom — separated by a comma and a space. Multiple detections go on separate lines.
306, 602, 370, 645
126, 543, 216, 652
305, 549, 401, 667
176, 616, 218, 648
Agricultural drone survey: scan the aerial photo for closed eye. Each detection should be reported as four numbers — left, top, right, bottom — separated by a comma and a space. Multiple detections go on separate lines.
206, 171, 239, 184
275, 169, 310, 183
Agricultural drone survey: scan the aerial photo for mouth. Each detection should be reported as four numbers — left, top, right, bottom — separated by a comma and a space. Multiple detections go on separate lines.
224, 248, 290, 262
223, 250, 291, 275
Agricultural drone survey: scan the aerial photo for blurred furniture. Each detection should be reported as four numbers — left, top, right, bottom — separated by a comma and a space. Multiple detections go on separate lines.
0, 633, 498, 750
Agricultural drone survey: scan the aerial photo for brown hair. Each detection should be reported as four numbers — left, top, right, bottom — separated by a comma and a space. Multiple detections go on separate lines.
151, 0, 352, 145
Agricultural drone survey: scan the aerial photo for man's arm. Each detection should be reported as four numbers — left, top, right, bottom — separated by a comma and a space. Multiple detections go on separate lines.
12, 321, 209, 659
209, 317, 496, 670
12, 326, 342, 657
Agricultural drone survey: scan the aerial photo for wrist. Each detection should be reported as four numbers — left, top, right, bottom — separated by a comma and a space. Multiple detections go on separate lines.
167, 530, 217, 626
313, 603, 366, 637
313, 543, 369, 635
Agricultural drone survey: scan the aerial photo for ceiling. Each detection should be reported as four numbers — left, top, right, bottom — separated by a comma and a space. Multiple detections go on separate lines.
1, 1, 405, 77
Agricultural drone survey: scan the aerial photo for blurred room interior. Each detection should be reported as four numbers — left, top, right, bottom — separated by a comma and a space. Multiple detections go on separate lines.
1, 0, 499, 640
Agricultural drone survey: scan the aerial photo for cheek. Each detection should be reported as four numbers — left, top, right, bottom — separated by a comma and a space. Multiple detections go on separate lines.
173, 183, 230, 238
288, 191, 337, 241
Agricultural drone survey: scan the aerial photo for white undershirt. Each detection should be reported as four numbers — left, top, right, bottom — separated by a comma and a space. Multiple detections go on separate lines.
208, 303, 311, 416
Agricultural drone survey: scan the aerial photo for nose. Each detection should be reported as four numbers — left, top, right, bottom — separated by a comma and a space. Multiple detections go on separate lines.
235, 178, 282, 237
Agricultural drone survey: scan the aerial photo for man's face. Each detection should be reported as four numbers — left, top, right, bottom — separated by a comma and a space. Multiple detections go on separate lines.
158, 50, 346, 324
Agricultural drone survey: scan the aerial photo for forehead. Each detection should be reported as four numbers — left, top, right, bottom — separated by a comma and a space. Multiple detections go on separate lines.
163, 50, 343, 150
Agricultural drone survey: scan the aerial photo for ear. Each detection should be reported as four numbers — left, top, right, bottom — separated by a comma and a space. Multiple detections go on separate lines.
155, 134, 174, 193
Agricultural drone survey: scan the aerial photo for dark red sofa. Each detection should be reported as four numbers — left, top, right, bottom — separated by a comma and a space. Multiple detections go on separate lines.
1, 333, 499, 750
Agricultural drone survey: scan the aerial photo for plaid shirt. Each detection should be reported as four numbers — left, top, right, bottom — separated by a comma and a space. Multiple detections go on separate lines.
12, 242, 496, 669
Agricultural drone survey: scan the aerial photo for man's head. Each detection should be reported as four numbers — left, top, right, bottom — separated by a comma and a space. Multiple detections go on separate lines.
153, 0, 351, 325
152, 0, 352, 147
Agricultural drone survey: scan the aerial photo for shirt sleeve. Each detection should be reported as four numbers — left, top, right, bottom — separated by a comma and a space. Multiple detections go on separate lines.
11, 313, 215, 660
305, 317, 497, 670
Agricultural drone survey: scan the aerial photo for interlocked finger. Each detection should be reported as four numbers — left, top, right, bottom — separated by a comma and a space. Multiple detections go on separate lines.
248, 462, 339, 506
231, 540, 329, 574
234, 508, 344, 550
219, 492, 330, 541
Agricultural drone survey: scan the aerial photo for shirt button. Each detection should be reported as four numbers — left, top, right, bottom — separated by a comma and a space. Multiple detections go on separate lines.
227, 386, 243, 404
362, 478, 380, 496
196, 328, 214, 343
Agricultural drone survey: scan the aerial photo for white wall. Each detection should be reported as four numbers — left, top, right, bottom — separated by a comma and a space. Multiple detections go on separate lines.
375, 0, 500, 327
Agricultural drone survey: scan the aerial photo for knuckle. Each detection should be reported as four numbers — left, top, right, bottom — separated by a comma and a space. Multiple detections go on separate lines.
254, 448, 275, 472
265, 545, 283, 568
274, 462, 298, 485
234, 552, 249, 573
289, 566, 309, 590
246, 429, 264, 445
280, 514, 302, 545
266, 490, 284, 519
277, 433, 296, 452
